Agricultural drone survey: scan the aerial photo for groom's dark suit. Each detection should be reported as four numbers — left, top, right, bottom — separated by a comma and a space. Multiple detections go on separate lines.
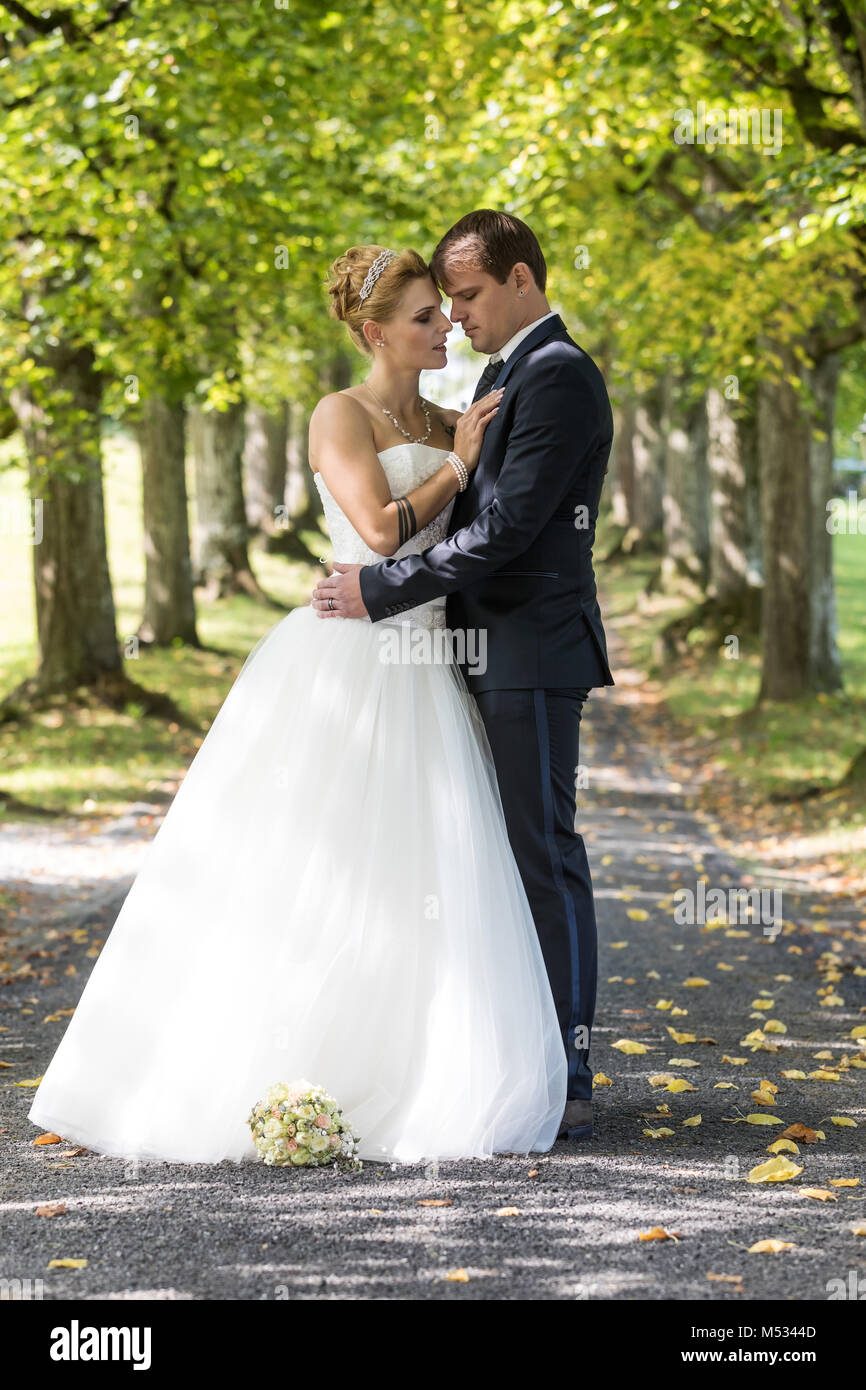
359, 312, 614, 1106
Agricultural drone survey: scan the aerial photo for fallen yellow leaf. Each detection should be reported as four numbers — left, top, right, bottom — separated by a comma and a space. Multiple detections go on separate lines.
727, 1113, 784, 1127
747, 1156, 803, 1183
767, 1139, 800, 1155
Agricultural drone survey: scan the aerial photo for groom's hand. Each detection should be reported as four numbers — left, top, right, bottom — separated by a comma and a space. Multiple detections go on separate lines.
311, 562, 368, 619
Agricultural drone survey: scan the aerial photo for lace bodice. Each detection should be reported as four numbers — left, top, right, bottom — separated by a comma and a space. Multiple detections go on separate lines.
313, 443, 455, 628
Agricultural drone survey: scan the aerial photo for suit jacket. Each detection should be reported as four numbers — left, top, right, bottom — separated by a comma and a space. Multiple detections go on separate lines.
358, 312, 615, 693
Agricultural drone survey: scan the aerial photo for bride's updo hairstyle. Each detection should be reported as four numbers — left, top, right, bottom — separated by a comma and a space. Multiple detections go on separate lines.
326, 245, 431, 356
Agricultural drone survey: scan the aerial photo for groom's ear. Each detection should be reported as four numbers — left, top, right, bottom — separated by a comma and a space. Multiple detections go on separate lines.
511, 261, 534, 293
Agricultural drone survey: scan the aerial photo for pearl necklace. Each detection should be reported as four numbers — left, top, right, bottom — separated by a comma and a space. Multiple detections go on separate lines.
365, 382, 433, 444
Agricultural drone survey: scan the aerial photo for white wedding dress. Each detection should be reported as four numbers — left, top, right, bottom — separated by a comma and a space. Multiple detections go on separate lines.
28, 442, 567, 1165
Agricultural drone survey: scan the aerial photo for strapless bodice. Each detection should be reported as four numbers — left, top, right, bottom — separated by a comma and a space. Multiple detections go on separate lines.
313, 442, 454, 629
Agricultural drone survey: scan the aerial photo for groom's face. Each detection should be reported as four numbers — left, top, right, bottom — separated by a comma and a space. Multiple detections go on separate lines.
440, 260, 522, 357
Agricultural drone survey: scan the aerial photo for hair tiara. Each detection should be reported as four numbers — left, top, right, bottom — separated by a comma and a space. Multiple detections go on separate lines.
358, 249, 397, 303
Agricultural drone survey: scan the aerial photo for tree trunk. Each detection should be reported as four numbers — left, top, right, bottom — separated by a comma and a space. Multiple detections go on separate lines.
286, 399, 314, 520
705, 390, 761, 627
8, 344, 121, 699
741, 409, 762, 589
632, 387, 665, 544
807, 351, 843, 689
243, 403, 288, 538
605, 389, 663, 554
190, 400, 269, 601
660, 379, 709, 594
610, 400, 635, 528
136, 395, 199, 646
757, 340, 842, 700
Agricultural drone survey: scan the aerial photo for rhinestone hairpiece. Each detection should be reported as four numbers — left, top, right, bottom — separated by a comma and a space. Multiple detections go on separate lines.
358, 249, 397, 303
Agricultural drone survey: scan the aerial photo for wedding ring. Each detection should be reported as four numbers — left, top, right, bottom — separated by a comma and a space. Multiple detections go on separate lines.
328, 598, 334, 610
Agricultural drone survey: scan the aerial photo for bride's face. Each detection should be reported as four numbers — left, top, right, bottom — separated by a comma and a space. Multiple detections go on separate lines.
369, 275, 453, 368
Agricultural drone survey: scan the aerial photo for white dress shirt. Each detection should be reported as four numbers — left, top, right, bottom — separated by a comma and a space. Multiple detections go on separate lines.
489, 310, 558, 365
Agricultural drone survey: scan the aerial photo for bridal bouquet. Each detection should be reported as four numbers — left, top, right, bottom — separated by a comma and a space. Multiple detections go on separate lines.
248, 1081, 363, 1171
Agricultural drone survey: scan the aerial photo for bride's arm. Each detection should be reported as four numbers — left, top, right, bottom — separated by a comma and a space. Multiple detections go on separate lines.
308, 393, 496, 557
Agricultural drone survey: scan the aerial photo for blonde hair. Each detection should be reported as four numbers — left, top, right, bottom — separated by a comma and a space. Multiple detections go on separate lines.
326, 245, 431, 355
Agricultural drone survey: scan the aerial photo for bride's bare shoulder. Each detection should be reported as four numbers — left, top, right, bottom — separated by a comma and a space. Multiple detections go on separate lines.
310, 388, 370, 430
309, 390, 375, 473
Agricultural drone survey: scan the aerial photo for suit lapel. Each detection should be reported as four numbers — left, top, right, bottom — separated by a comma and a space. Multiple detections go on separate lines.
487, 313, 568, 390
448, 314, 569, 539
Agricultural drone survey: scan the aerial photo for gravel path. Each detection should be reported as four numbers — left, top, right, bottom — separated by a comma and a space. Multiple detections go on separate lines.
1, 622, 864, 1302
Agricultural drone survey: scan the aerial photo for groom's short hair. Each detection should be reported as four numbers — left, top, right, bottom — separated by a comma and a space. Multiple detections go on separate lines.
430, 210, 547, 293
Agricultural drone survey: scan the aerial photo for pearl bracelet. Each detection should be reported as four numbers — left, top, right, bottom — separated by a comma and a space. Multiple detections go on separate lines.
446, 451, 469, 492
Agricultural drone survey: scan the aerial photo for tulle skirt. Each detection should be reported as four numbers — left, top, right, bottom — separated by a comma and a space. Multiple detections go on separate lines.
28, 605, 567, 1164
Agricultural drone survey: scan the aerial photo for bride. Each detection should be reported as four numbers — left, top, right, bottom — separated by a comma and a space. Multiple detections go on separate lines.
28, 244, 568, 1166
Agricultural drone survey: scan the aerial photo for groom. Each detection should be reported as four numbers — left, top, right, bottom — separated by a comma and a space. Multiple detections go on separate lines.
312, 209, 614, 1141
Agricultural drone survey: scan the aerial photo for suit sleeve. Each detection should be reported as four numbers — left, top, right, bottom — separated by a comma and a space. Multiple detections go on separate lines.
359, 361, 603, 622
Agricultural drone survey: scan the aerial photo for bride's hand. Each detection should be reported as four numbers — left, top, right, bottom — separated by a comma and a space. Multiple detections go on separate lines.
452, 389, 504, 470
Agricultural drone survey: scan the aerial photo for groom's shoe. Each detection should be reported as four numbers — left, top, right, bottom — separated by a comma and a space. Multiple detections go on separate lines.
556, 1098, 593, 1142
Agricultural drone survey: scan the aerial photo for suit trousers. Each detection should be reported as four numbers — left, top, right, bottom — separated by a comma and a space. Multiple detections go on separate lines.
473, 686, 597, 1102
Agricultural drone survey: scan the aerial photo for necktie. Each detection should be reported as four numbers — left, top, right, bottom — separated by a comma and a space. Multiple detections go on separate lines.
472, 354, 503, 403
